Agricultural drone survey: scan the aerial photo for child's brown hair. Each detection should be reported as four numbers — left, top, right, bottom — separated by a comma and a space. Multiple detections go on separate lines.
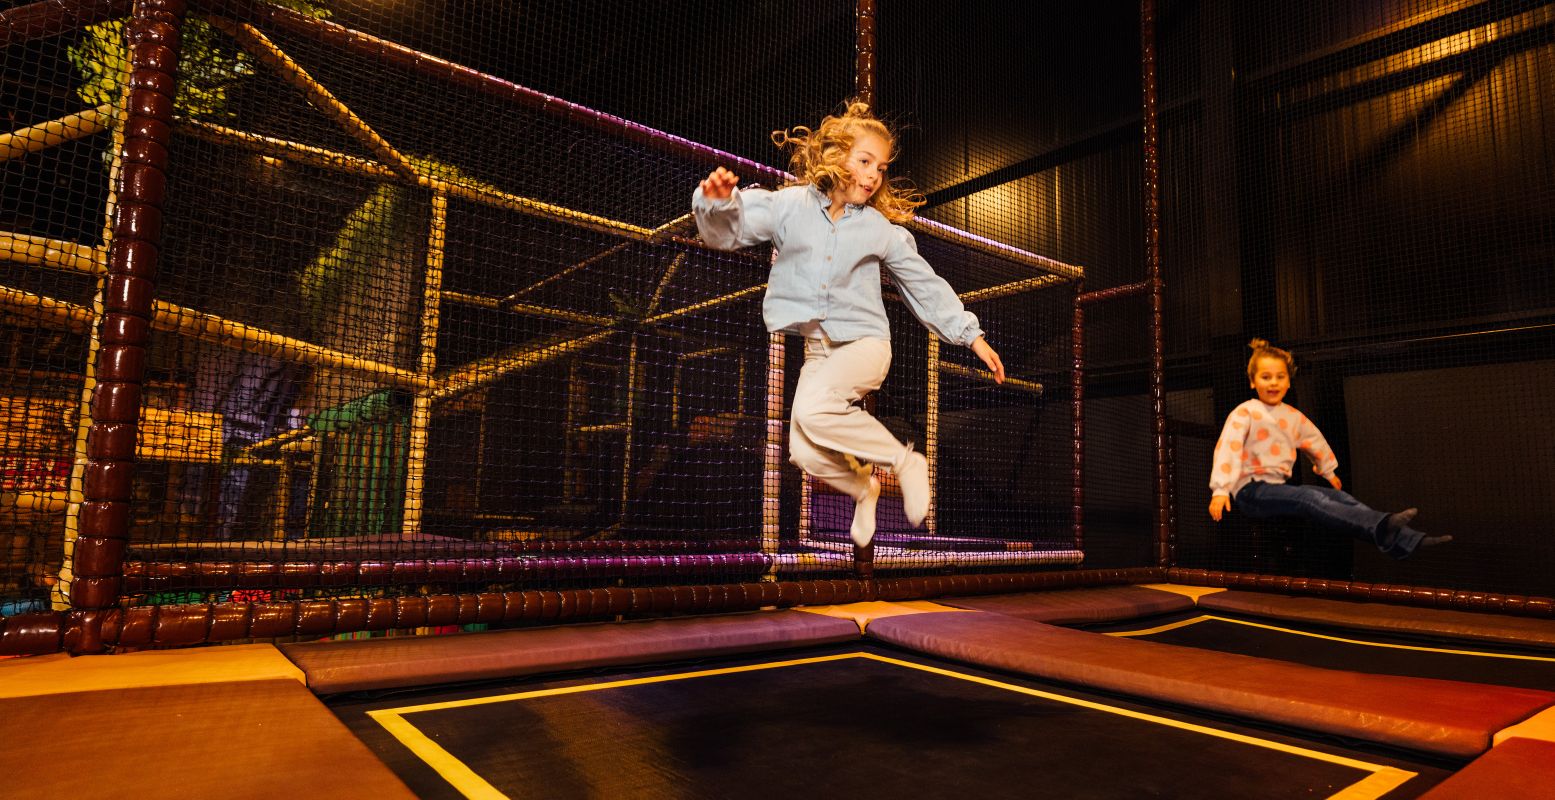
1246, 338, 1295, 380
771, 100, 924, 223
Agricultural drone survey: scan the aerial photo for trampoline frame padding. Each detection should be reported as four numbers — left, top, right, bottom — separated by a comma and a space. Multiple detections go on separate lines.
0, 678, 416, 799
1199, 591, 1555, 650
865, 611, 1555, 758
282, 609, 862, 693
1417, 738, 1555, 799
936, 585, 1195, 624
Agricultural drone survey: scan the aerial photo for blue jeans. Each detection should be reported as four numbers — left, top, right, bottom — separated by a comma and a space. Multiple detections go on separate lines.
1234, 481, 1423, 559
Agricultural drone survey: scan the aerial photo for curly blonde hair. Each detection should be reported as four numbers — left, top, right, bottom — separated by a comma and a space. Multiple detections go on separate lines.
771, 100, 924, 223
1246, 338, 1296, 380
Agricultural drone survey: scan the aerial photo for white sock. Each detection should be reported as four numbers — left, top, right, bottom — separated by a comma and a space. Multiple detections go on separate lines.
850, 474, 881, 547
896, 451, 930, 528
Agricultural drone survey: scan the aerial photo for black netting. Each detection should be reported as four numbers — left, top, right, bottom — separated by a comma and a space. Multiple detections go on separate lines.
3, 0, 1550, 623
1163, 0, 1555, 592
3, 7, 118, 613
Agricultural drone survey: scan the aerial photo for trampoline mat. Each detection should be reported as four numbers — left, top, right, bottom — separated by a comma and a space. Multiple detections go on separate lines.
1095, 613, 1555, 691
331, 646, 1448, 799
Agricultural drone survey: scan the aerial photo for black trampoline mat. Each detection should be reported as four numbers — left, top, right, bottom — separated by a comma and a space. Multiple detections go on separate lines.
335, 651, 1442, 799
1103, 615, 1555, 690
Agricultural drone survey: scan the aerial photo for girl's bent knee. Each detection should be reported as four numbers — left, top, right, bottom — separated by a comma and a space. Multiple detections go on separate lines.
788, 448, 828, 476
789, 408, 819, 437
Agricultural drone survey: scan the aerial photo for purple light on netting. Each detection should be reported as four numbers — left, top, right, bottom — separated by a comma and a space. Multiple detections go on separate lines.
242, 1, 788, 183
248, 2, 1072, 274
544, 99, 792, 185
909, 216, 1081, 276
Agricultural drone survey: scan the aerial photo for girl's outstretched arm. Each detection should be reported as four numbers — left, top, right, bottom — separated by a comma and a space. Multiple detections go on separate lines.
971, 336, 1005, 383
692, 169, 780, 250
1209, 405, 1249, 520
1293, 412, 1341, 489
881, 226, 984, 346
700, 167, 738, 200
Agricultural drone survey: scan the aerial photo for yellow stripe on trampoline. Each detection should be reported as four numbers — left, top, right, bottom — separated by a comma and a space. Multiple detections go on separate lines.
1104, 614, 1219, 637
367, 651, 1416, 800
374, 652, 862, 717
368, 708, 507, 800
366, 654, 869, 799
856, 653, 1414, 799
1329, 769, 1420, 800
1108, 614, 1555, 662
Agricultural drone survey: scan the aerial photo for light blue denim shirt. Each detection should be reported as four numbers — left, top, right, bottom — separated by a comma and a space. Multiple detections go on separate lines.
692, 183, 983, 347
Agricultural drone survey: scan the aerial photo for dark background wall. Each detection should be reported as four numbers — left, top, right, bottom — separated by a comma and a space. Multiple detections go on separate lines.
876, 0, 1554, 590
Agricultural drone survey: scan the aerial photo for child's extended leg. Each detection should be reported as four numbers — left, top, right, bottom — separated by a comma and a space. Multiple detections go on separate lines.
789, 335, 925, 543
1234, 482, 1449, 559
790, 423, 878, 546
1374, 507, 1453, 556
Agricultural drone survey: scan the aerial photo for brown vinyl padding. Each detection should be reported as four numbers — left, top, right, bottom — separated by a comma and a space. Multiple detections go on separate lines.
866, 611, 1555, 758
1164, 569, 1555, 618
0, 678, 415, 800
281, 609, 862, 694
936, 585, 1195, 624
1417, 738, 1555, 799
875, 567, 1167, 602
1199, 590, 1555, 650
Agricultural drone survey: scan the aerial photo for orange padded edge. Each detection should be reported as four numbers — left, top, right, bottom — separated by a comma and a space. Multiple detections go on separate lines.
282, 609, 861, 694
1199, 590, 1555, 650
1417, 738, 1555, 799
866, 611, 1555, 758
937, 585, 1196, 624
0, 678, 414, 799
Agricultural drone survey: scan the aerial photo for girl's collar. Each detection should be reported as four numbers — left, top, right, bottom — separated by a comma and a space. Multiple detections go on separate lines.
807, 183, 868, 211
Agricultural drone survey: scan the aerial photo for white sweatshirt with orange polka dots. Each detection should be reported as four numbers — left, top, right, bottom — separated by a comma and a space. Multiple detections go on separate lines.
1209, 399, 1339, 498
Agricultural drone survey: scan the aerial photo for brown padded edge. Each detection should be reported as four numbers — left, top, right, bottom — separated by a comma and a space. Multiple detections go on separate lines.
1417, 738, 1555, 799
3, 573, 1161, 656
866, 611, 1555, 758
281, 609, 862, 694
0, 678, 415, 799
1165, 568, 1555, 618
1199, 590, 1555, 650
936, 585, 1195, 624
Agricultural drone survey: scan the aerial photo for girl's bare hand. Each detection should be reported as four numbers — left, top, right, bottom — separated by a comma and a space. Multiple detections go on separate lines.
971, 336, 1005, 384
700, 167, 739, 200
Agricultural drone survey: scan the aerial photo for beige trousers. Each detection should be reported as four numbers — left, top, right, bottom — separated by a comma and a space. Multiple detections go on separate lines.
788, 335, 909, 500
